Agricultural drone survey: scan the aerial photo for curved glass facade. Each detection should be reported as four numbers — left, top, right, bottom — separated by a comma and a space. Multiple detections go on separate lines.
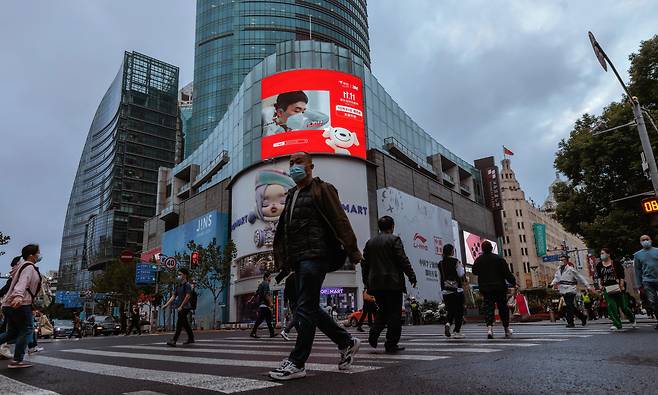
59, 52, 179, 291
173, 40, 482, 203
188, 0, 370, 156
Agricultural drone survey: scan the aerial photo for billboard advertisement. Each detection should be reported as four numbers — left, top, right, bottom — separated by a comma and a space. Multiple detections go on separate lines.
260, 69, 365, 160
463, 231, 499, 265
161, 210, 228, 261
532, 223, 547, 257
376, 187, 454, 302
230, 156, 370, 279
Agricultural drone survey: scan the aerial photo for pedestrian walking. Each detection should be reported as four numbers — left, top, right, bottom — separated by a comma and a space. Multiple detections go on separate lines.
633, 235, 658, 330
355, 290, 377, 332
68, 312, 83, 339
439, 244, 466, 338
596, 248, 636, 331
472, 241, 517, 339
269, 152, 362, 381
0, 244, 43, 368
410, 297, 420, 325
163, 268, 195, 346
0, 256, 21, 359
125, 303, 141, 335
582, 291, 595, 320
361, 216, 417, 352
250, 272, 276, 339
277, 271, 297, 341
550, 254, 594, 328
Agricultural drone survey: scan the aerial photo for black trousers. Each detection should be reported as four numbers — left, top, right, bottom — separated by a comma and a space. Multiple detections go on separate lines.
563, 293, 587, 325
444, 292, 465, 332
370, 290, 403, 350
251, 306, 274, 336
357, 301, 377, 328
126, 318, 141, 335
173, 309, 194, 342
482, 290, 510, 327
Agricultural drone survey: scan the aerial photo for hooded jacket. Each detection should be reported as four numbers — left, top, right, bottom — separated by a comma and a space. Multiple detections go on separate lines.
1, 260, 41, 307
550, 263, 591, 295
273, 177, 362, 271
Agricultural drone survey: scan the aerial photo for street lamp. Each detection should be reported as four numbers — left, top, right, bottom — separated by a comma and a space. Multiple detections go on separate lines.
588, 31, 658, 197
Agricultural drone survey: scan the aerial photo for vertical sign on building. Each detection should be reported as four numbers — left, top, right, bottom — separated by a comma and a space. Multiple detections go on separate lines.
485, 167, 503, 210
533, 223, 547, 257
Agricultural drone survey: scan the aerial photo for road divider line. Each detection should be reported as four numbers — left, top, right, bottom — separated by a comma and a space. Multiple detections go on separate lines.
61, 349, 379, 373
31, 356, 279, 394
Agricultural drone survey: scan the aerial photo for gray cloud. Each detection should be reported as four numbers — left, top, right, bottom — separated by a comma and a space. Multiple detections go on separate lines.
1, 1, 656, 273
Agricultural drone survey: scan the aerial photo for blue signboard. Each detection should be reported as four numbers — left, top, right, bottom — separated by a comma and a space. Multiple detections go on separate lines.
542, 255, 560, 263
55, 291, 82, 308
135, 263, 157, 284
161, 210, 228, 258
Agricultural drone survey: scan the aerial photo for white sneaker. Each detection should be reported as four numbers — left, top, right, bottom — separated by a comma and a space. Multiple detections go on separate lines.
452, 332, 465, 339
280, 330, 290, 341
0, 345, 12, 359
631, 321, 638, 329
610, 326, 619, 331
504, 328, 514, 339
269, 359, 306, 381
28, 346, 44, 354
338, 337, 360, 370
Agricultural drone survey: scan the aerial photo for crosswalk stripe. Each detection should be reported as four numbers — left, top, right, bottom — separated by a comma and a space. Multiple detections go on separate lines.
113, 345, 450, 361
31, 356, 279, 394
186, 340, 538, 348
61, 349, 379, 373
0, 374, 60, 395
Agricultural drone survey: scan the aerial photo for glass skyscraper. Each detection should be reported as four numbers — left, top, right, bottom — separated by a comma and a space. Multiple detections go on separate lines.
187, 0, 370, 156
58, 51, 179, 291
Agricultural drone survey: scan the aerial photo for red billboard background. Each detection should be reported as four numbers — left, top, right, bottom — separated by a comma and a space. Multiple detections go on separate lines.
261, 69, 365, 159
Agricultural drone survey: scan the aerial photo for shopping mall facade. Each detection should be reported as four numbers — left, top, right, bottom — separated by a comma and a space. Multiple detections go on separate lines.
142, 40, 498, 327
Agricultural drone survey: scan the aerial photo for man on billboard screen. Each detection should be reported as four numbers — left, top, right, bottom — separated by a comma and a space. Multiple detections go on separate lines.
261, 69, 366, 159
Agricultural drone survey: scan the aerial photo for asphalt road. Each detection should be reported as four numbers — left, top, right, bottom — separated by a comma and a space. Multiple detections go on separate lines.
0, 318, 656, 394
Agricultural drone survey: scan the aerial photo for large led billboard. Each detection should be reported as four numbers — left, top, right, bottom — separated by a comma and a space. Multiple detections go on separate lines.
463, 231, 499, 265
377, 187, 455, 302
260, 69, 365, 160
230, 156, 370, 279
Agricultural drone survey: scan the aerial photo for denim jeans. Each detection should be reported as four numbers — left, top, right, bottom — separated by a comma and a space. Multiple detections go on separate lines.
289, 259, 352, 367
0, 306, 33, 362
643, 282, 658, 317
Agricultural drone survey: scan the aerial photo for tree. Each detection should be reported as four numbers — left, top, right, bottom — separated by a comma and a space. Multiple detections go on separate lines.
0, 232, 10, 257
554, 35, 658, 257
177, 239, 235, 329
92, 259, 140, 308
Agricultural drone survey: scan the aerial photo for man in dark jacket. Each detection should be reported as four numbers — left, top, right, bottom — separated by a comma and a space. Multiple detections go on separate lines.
269, 152, 362, 381
472, 241, 517, 339
361, 216, 417, 353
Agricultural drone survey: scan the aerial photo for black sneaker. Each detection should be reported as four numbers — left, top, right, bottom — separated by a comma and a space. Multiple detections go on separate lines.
487, 332, 494, 340
166, 341, 176, 347
183, 339, 195, 345
581, 317, 587, 326
566, 323, 576, 328
338, 337, 361, 370
444, 323, 451, 338
356, 326, 365, 332
385, 346, 405, 353
368, 333, 378, 349
250, 333, 259, 339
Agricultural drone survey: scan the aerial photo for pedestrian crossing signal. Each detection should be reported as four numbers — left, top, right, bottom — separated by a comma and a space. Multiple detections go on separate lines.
641, 197, 658, 214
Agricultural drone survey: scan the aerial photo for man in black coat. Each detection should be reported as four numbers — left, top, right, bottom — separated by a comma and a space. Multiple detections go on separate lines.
472, 240, 517, 339
361, 216, 417, 353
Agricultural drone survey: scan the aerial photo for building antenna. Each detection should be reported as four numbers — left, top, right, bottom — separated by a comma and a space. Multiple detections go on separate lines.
309, 15, 312, 40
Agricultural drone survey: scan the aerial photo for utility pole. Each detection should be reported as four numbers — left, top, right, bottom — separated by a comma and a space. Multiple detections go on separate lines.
588, 32, 658, 197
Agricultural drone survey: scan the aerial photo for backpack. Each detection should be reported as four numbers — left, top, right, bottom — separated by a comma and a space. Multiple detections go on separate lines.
4, 263, 42, 306
189, 289, 198, 310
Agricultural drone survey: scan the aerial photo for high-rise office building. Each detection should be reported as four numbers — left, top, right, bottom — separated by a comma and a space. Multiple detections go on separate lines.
58, 51, 179, 291
187, 0, 370, 156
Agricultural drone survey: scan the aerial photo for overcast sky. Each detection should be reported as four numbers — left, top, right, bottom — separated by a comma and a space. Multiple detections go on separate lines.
1, 1, 657, 273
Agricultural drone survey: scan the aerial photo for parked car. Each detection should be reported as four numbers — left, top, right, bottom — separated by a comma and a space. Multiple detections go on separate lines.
52, 319, 74, 339
83, 315, 121, 336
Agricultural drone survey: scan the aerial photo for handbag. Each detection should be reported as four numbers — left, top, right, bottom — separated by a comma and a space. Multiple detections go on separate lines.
605, 284, 621, 294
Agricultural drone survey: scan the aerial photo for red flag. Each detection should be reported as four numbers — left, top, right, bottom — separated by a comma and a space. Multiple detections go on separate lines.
503, 146, 514, 156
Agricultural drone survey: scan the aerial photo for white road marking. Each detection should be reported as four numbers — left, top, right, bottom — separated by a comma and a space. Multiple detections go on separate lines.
32, 355, 279, 394
0, 374, 60, 395
114, 345, 449, 361
182, 340, 538, 348
61, 349, 379, 373
124, 392, 168, 395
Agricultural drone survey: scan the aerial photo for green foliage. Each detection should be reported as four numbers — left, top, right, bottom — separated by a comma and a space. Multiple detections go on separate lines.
554, 35, 658, 258
0, 231, 10, 257
92, 260, 139, 306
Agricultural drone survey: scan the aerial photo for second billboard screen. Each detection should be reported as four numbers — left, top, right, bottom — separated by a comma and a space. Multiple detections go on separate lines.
261, 69, 366, 160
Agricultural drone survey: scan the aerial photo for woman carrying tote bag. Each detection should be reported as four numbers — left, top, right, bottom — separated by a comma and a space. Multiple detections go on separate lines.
596, 247, 636, 331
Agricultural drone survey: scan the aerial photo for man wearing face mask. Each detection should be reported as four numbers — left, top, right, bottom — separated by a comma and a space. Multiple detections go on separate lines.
163, 268, 194, 346
0, 244, 42, 368
550, 254, 594, 328
269, 152, 362, 381
634, 235, 658, 330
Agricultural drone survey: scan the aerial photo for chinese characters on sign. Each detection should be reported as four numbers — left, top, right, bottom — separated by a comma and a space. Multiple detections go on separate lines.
484, 166, 502, 210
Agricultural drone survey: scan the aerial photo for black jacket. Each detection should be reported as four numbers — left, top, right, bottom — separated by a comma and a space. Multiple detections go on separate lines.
472, 252, 516, 293
361, 233, 417, 293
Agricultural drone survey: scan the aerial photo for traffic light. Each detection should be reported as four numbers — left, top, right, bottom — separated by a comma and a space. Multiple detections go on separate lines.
191, 251, 199, 267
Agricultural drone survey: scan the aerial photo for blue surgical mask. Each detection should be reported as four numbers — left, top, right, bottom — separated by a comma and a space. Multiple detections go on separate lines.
600, 254, 609, 261
289, 164, 307, 183
36, 255, 42, 263
641, 240, 652, 248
